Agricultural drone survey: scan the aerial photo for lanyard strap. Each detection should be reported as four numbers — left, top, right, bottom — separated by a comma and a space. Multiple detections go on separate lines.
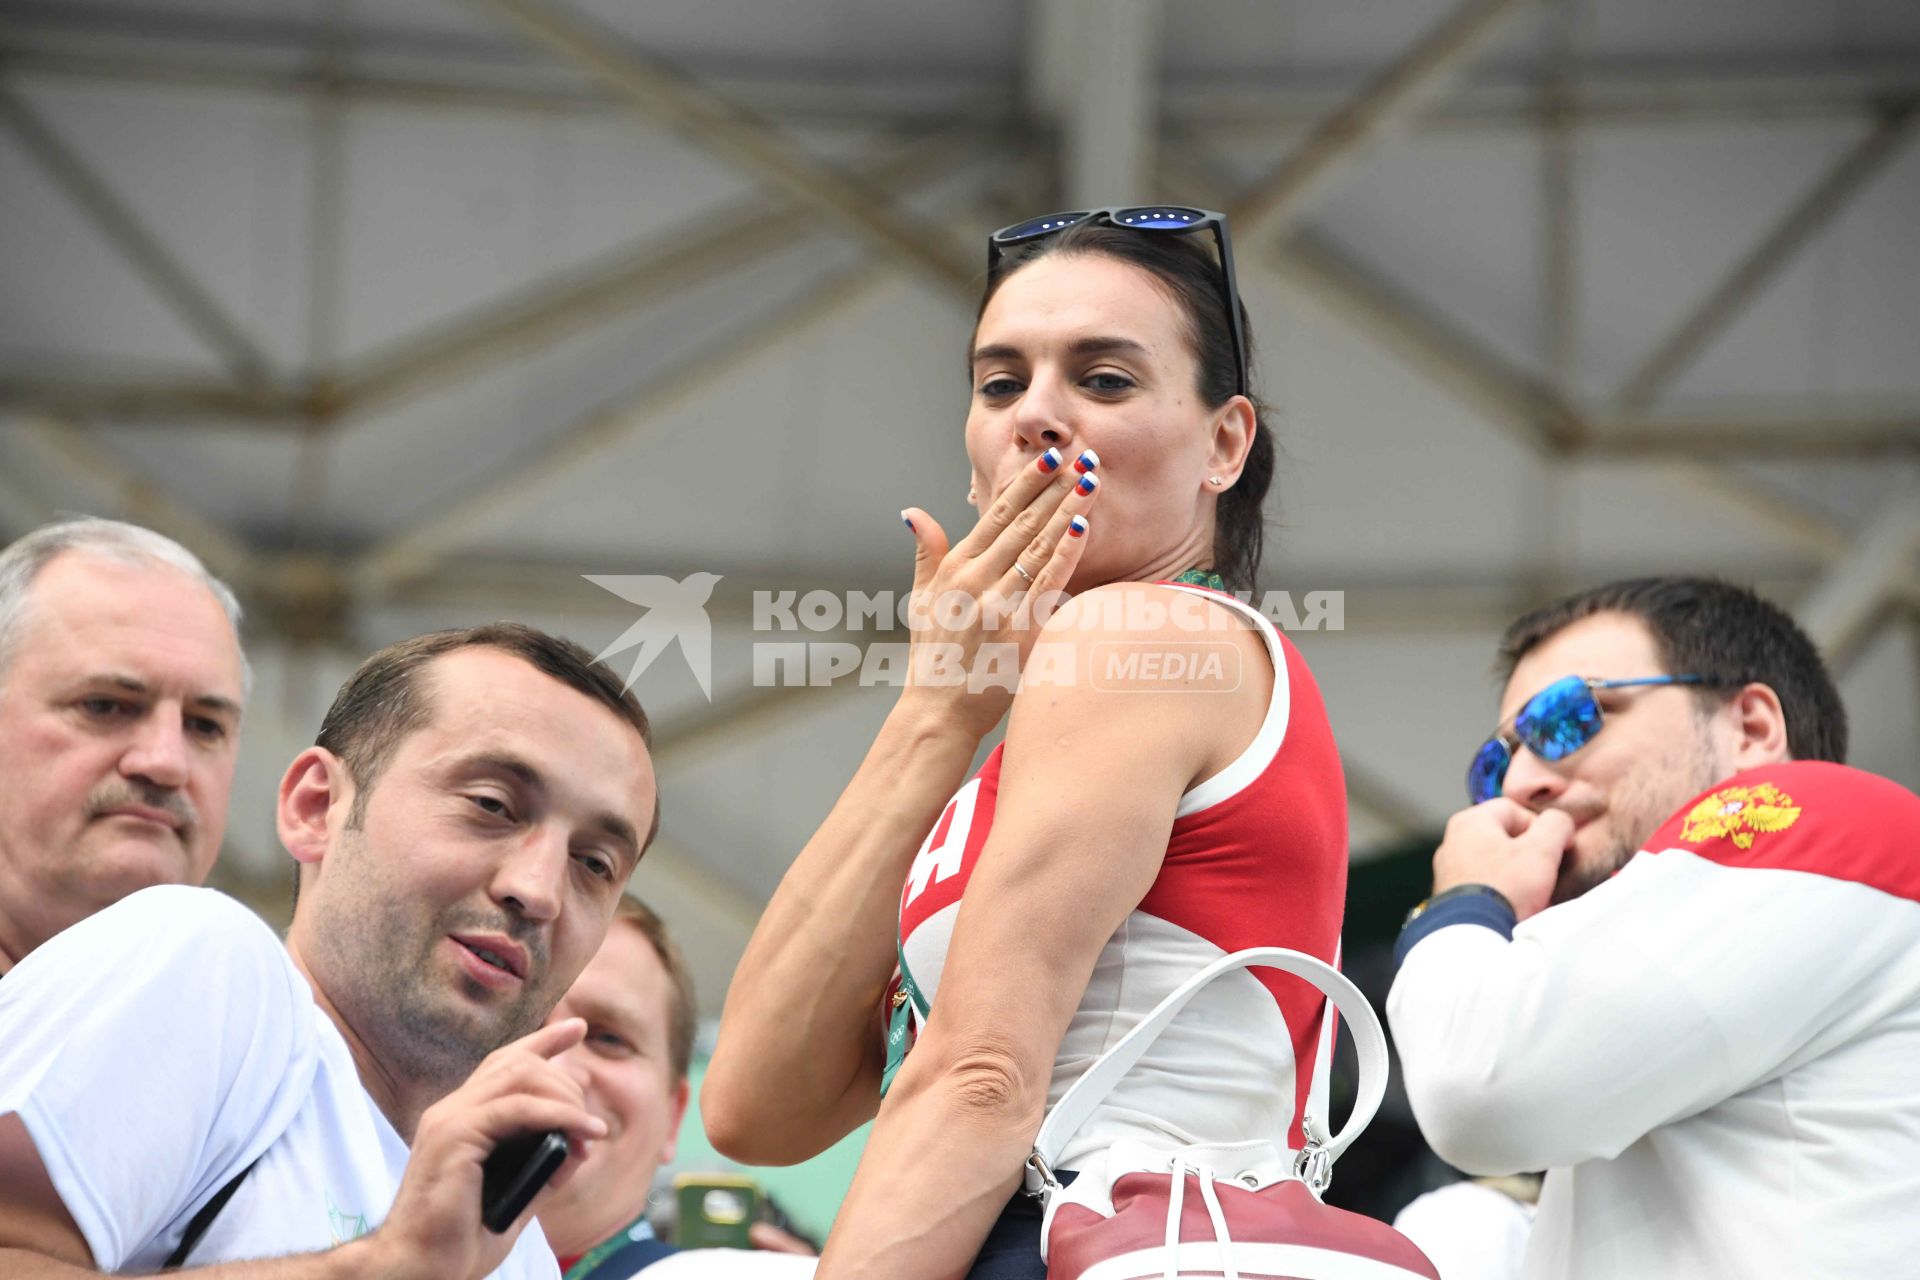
1169, 568, 1227, 592
895, 935, 929, 1017
880, 934, 931, 1096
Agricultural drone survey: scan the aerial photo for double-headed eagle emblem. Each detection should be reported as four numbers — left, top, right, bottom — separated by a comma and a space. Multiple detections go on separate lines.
1680, 782, 1802, 849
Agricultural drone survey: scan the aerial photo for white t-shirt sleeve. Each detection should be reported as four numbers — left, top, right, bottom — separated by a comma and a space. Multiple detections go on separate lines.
1387, 850, 1915, 1174
0, 885, 317, 1270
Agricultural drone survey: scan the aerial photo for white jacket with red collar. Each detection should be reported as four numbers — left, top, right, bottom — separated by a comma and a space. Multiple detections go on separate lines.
1388, 761, 1920, 1280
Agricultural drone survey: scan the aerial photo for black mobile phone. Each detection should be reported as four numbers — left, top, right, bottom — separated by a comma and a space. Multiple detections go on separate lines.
480, 1129, 569, 1234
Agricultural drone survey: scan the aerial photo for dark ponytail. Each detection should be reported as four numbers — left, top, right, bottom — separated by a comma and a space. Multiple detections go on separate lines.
979, 223, 1276, 592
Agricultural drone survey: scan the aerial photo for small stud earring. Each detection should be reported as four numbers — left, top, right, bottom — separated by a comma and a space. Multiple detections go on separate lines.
1207, 476, 1224, 487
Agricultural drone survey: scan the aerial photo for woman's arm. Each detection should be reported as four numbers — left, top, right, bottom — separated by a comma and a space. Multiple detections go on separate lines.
704, 694, 985, 1162
705, 458, 1100, 1163
814, 586, 1270, 1279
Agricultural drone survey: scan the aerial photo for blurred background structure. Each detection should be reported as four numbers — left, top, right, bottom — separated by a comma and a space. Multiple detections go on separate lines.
3, 0, 1918, 1234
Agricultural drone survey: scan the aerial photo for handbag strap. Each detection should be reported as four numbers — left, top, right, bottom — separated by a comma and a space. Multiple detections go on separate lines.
1030, 947, 1387, 1186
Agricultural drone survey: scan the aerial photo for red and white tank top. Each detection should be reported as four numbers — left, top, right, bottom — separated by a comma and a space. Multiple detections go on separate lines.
892, 583, 1349, 1176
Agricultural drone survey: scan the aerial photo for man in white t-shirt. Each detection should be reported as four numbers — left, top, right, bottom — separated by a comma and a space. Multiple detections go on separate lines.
0, 517, 248, 976
539, 896, 814, 1280
0, 622, 660, 1279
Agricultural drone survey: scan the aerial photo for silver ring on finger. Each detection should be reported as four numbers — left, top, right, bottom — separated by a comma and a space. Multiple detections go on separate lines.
1012, 561, 1033, 583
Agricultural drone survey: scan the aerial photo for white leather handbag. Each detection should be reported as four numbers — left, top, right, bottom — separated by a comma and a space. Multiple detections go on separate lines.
1024, 947, 1438, 1280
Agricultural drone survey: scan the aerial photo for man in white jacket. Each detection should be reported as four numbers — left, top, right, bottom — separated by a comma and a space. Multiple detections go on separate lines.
1388, 576, 1920, 1280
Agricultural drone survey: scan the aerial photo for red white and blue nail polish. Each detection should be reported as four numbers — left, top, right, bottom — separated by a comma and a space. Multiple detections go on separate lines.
1073, 449, 1100, 474
1076, 472, 1099, 495
1036, 447, 1063, 473
1067, 515, 1089, 538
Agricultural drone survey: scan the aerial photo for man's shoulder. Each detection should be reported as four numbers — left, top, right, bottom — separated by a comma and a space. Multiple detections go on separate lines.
1644, 762, 1920, 904
9, 884, 286, 983
0, 890, 319, 1273
107, 883, 282, 940
89, 885, 290, 979
3, 884, 309, 1044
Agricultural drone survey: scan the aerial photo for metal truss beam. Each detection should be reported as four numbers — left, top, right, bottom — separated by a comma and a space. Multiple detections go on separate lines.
1540, 0, 1579, 393
461, 0, 975, 292
5, 6, 1912, 133
1267, 230, 1588, 454
1797, 472, 1920, 671
0, 373, 308, 423
1184, 60, 1920, 136
6, 416, 264, 589
0, 85, 275, 386
1229, 0, 1536, 240
1170, 149, 1854, 560
1617, 100, 1919, 411
349, 261, 890, 598
0, 134, 976, 429
327, 128, 976, 422
1584, 410, 1920, 458
0, 44, 1002, 133
1028, 0, 1162, 206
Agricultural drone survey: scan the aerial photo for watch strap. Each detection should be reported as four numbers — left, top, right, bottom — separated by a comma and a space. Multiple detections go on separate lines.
1395, 883, 1518, 970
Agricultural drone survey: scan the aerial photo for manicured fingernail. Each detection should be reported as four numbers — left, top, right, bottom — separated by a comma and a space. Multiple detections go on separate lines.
1073, 449, 1100, 474
1068, 515, 1089, 538
1037, 447, 1062, 473
1076, 472, 1098, 495
900, 510, 914, 531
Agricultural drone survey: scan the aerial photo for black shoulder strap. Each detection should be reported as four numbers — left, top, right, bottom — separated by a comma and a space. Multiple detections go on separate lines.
163, 1158, 258, 1270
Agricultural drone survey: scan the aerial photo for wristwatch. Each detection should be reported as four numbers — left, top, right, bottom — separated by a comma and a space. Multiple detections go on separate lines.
1403, 882, 1514, 927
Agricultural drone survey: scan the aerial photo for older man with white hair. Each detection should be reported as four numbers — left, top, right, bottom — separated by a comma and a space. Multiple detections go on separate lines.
0, 516, 248, 975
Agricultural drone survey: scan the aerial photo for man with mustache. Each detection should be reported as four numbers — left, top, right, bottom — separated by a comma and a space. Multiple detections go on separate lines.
0, 517, 248, 977
1388, 577, 1920, 1279
0, 623, 659, 1279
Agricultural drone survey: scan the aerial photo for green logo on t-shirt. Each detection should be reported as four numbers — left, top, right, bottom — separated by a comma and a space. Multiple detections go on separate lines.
327, 1196, 371, 1245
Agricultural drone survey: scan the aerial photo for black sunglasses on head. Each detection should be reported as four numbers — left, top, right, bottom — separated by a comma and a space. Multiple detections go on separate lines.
986, 206, 1249, 399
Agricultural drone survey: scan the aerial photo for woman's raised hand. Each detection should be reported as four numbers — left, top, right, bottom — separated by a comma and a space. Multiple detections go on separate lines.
898, 447, 1102, 738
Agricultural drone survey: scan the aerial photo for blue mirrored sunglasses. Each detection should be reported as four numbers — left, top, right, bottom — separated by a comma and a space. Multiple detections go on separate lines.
1466, 674, 1714, 805
986, 206, 1248, 399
